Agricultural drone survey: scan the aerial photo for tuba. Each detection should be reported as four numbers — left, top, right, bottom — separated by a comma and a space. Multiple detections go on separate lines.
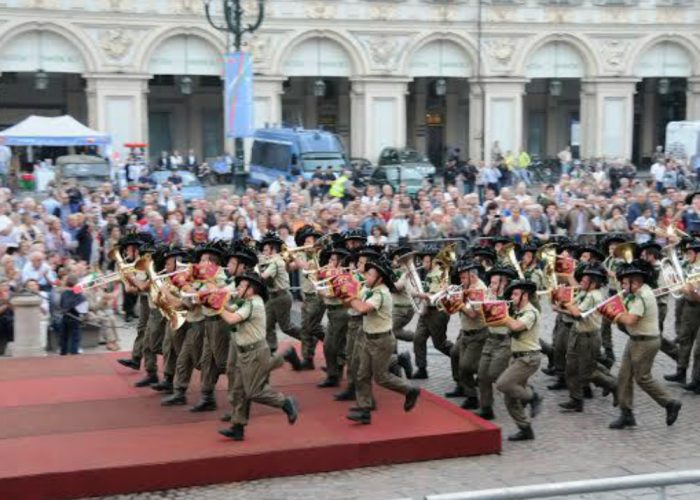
396, 251, 425, 314
536, 243, 558, 290
613, 242, 637, 264
500, 242, 525, 280
144, 257, 187, 330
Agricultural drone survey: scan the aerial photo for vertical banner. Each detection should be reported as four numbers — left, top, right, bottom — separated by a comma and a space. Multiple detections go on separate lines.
225, 52, 254, 138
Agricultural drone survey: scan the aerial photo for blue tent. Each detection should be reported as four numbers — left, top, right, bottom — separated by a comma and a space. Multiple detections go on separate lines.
0, 115, 111, 147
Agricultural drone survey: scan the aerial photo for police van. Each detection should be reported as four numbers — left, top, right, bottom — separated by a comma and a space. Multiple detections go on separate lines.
248, 127, 349, 186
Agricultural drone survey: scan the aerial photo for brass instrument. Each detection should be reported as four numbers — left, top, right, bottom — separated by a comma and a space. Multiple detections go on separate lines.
280, 243, 317, 264
500, 242, 525, 280
396, 251, 424, 314
75, 252, 149, 292
429, 284, 464, 314
425, 243, 457, 315
660, 243, 686, 299
536, 243, 558, 290
613, 242, 637, 264
144, 256, 187, 330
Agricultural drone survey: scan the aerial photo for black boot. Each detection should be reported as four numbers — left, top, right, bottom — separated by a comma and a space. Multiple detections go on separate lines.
219, 424, 245, 441
117, 358, 140, 370
602, 383, 619, 407
528, 390, 542, 418
666, 400, 682, 426
664, 368, 686, 384
134, 373, 158, 388
540, 366, 556, 376
283, 347, 303, 371
151, 376, 173, 393
282, 397, 298, 424
317, 376, 339, 388
444, 385, 465, 398
334, 385, 356, 401
404, 387, 420, 412
582, 385, 593, 399
397, 352, 414, 379
346, 408, 371, 424
476, 406, 495, 420
220, 412, 231, 422
609, 408, 636, 429
547, 378, 567, 390
508, 425, 534, 441
190, 392, 217, 412
161, 389, 187, 406
389, 361, 402, 377
559, 398, 583, 412
299, 358, 315, 370
413, 367, 428, 379
461, 396, 479, 410
682, 378, 700, 392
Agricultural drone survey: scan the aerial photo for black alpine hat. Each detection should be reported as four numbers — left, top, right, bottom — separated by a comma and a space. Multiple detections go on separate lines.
365, 256, 397, 293
227, 240, 259, 268
485, 265, 518, 282
601, 234, 629, 253
575, 262, 608, 286
358, 245, 384, 259
294, 225, 323, 247
616, 259, 653, 284
471, 246, 497, 262
236, 271, 269, 302
193, 241, 226, 264
389, 245, 414, 260
257, 231, 285, 251
319, 246, 350, 267
343, 229, 367, 245
117, 232, 143, 250
504, 279, 537, 300
638, 241, 663, 259
416, 244, 441, 257
575, 245, 606, 262
457, 259, 482, 274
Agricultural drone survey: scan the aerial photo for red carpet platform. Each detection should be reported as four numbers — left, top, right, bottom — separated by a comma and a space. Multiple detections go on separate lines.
0, 349, 501, 499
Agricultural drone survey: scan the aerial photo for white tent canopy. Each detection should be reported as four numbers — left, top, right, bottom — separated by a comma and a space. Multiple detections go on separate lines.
0, 115, 111, 146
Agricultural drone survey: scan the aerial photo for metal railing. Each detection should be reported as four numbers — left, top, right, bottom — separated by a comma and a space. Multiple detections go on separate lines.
425, 470, 700, 500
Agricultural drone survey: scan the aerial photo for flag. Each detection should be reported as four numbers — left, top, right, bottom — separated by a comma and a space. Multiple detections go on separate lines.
597, 294, 627, 322
225, 52, 254, 138
481, 301, 510, 326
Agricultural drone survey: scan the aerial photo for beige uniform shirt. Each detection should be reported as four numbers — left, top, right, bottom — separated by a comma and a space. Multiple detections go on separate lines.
133, 270, 149, 298
363, 284, 393, 334
348, 272, 365, 317
523, 267, 545, 291
392, 270, 413, 307
264, 254, 289, 292
572, 289, 603, 333
683, 262, 700, 303
625, 284, 659, 337
459, 279, 487, 331
510, 302, 540, 352
424, 266, 444, 294
233, 295, 266, 346
654, 262, 668, 306
486, 288, 509, 335
299, 253, 317, 295
321, 268, 343, 306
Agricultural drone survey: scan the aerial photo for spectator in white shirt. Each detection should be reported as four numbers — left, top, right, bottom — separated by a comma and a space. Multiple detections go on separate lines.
21, 251, 57, 291
501, 206, 532, 243
208, 213, 234, 241
633, 207, 656, 244
386, 211, 410, 244
650, 159, 666, 192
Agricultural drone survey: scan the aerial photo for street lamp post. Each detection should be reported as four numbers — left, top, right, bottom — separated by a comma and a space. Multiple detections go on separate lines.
203, 0, 265, 165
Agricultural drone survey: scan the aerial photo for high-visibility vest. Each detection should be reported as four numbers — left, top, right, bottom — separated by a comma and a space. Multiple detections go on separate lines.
329, 175, 348, 198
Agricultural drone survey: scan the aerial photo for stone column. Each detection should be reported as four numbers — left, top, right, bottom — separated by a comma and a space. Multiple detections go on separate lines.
413, 79, 427, 154
686, 76, 700, 121
640, 79, 657, 158
85, 73, 150, 162
468, 81, 484, 161
481, 77, 527, 159
580, 78, 638, 160
9, 293, 45, 357
350, 78, 409, 162
253, 75, 285, 128
336, 79, 351, 150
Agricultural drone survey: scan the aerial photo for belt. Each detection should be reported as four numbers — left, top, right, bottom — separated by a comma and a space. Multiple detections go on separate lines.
326, 304, 344, 311
461, 328, 486, 337
269, 289, 286, 296
365, 330, 392, 338
575, 330, 597, 336
488, 332, 508, 338
237, 340, 266, 353
629, 335, 657, 342
395, 304, 413, 309
304, 292, 317, 298
512, 350, 541, 359
204, 315, 221, 322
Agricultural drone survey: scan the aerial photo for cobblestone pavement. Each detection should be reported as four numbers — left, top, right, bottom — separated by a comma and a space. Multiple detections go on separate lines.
91, 300, 700, 500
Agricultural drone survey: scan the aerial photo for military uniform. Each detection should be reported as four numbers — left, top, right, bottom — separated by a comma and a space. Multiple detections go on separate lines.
495, 302, 541, 432
131, 280, 150, 367
355, 284, 414, 410
392, 270, 415, 342
565, 289, 616, 403
450, 279, 488, 402
322, 274, 349, 384
675, 261, 700, 381
299, 252, 326, 361
652, 262, 679, 361
523, 266, 545, 311
477, 289, 511, 417
601, 255, 622, 356
139, 292, 166, 384
263, 254, 301, 352
413, 266, 453, 373
344, 272, 366, 393
616, 284, 675, 414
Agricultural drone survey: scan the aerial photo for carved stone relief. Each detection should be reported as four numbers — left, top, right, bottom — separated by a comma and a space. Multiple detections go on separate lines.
98, 28, 134, 61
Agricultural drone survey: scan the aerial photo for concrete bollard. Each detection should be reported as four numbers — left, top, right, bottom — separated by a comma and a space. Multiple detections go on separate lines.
9, 292, 46, 357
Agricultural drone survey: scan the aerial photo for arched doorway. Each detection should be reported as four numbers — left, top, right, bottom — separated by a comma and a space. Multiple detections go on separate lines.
281, 37, 353, 150
406, 39, 472, 169
0, 29, 88, 128
524, 41, 586, 159
632, 41, 692, 166
147, 34, 223, 163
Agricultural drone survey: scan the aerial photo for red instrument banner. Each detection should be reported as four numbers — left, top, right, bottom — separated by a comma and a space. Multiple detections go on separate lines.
551, 286, 575, 306
199, 289, 231, 313
465, 288, 486, 302
193, 262, 220, 282
555, 256, 576, 275
481, 301, 510, 326
597, 294, 627, 322
331, 272, 361, 300
441, 295, 464, 315
171, 267, 193, 288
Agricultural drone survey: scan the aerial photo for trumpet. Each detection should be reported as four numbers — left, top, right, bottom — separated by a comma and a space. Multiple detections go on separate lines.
280, 243, 317, 264
396, 251, 425, 314
75, 254, 149, 292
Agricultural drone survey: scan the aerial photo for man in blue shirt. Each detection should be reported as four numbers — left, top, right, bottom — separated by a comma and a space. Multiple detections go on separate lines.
682, 191, 700, 234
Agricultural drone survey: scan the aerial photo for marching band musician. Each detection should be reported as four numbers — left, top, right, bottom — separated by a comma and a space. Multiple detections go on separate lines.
190, 241, 230, 413
343, 256, 420, 425
287, 225, 326, 370
638, 242, 679, 364
471, 247, 496, 273
559, 263, 617, 412
317, 245, 351, 388
601, 234, 628, 366
519, 242, 546, 313
495, 280, 543, 442
446, 259, 488, 410
150, 245, 189, 394
664, 239, 700, 386
574, 245, 606, 266
161, 244, 221, 410
389, 246, 418, 347
343, 229, 367, 253
258, 231, 301, 354
476, 265, 519, 420
117, 232, 155, 371
609, 261, 682, 429
218, 272, 299, 441
412, 246, 454, 379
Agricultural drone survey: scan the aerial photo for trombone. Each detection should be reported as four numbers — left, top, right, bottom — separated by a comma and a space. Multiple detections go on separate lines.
75, 253, 149, 292
396, 251, 425, 314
